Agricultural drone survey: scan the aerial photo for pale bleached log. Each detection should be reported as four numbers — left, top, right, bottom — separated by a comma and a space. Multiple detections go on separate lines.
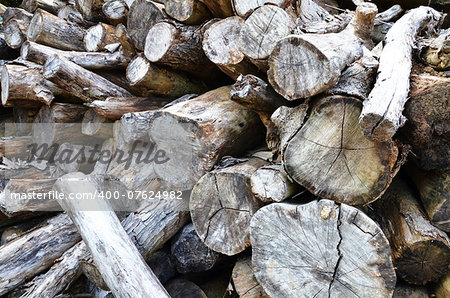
57, 4, 84, 23
54, 172, 170, 298
232, 0, 287, 18
165, 0, 211, 25
202, 0, 233, 18
360, 7, 444, 142
203, 16, 259, 79
21, 0, 68, 14
0, 3, 6, 15
268, 3, 378, 100
127, 0, 165, 50
21, 41, 130, 70
75, 0, 107, 21
27, 9, 86, 51
296, 0, 331, 25
84, 23, 120, 52
43, 55, 132, 103
102, 0, 128, 25
190, 157, 269, 255
126, 54, 206, 97
0, 213, 80, 296
250, 200, 396, 298
232, 257, 269, 298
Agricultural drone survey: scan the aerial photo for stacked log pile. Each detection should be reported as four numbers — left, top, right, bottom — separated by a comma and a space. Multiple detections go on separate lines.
0, 0, 449, 297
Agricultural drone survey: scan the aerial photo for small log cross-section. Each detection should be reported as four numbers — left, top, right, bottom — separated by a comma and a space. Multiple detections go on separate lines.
268, 3, 378, 100
102, 0, 128, 25
165, 0, 211, 25
359, 7, 444, 142
250, 200, 396, 298
232, 257, 269, 298
283, 96, 399, 205
190, 157, 268, 256
84, 22, 121, 52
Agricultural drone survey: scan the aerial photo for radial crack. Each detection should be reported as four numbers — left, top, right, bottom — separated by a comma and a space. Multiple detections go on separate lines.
328, 204, 343, 298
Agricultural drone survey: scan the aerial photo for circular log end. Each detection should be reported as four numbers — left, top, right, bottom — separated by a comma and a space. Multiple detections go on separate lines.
251, 167, 287, 203
43, 55, 61, 79
126, 55, 150, 85
27, 10, 43, 42
4, 21, 25, 49
144, 22, 176, 62
21, 0, 38, 13
268, 35, 334, 100
20, 41, 31, 60
85, 24, 104, 52
165, 0, 194, 22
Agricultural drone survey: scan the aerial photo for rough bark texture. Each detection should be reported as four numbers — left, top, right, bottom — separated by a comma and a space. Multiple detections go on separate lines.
21, 0, 67, 14
84, 22, 121, 52
165, 0, 211, 25
374, 178, 450, 285
232, 0, 287, 18
232, 256, 269, 298
250, 200, 396, 298
2, 8, 33, 49
202, 0, 233, 18
359, 7, 444, 142
419, 28, 450, 70
190, 157, 268, 256
75, 0, 108, 21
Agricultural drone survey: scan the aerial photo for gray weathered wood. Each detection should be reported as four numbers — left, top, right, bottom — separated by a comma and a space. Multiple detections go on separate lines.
232, 256, 269, 298
21, 0, 68, 14
84, 23, 120, 52
165, 0, 211, 25
419, 28, 450, 70
102, 0, 128, 25
232, 0, 287, 18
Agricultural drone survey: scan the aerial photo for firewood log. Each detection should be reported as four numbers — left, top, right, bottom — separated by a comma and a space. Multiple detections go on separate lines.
102, 0, 128, 25
21, 0, 67, 14
374, 178, 450, 285
165, 279, 208, 298
359, 7, 444, 142
268, 3, 378, 100
13, 106, 39, 135
165, 0, 211, 25
21, 41, 131, 70
232, 0, 286, 18
250, 164, 301, 203
147, 250, 176, 284
115, 23, 136, 57
0, 135, 33, 160
435, 274, 450, 298
190, 157, 269, 255
81, 109, 114, 139
43, 55, 132, 103
202, 0, 233, 18
203, 16, 259, 79
87, 96, 172, 120
232, 256, 269, 298
393, 282, 429, 298
27, 9, 86, 51
407, 165, 449, 233
0, 216, 49, 244
127, 0, 165, 50
54, 172, 170, 298
53, 143, 97, 174
57, 4, 84, 23
84, 23, 121, 52
147, 86, 264, 190
296, 0, 332, 25
419, 29, 450, 70
144, 20, 220, 80
3, 8, 33, 49
170, 223, 220, 273
126, 54, 206, 97
0, 213, 80, 295
20, 242, 88, 298
0, 33, 19, 60
75, 0, 108, 21
1, 64, 54, 107
250, 200, 396, 298
401, 65, 449, 171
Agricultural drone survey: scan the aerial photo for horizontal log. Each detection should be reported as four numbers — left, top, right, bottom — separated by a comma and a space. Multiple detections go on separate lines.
232, 0, 287, 18
75, 0, 108, 21
3, 9, 32, 49
21, 0, 67, 14
202, 0, 233, 18
84, 22, 120, 52
165, 0, 211, 25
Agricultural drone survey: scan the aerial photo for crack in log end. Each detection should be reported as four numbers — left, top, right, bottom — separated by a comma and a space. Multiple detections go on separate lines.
328, 203, 343, 298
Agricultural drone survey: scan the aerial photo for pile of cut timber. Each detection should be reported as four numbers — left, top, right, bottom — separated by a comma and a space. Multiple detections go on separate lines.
0, 0, 449, 297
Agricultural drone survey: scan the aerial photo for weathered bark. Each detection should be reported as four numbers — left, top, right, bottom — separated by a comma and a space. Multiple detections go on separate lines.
165, 0, 211, 25
115, 23, 136, 57
81, 109, 114, 139
21, 41, 131, 70
57, 4, 85, 24
435, 274, 450, 298
0, 135, 34, 161
0, 33, 19, 61
144, 20, 219, 80
12, 106, 39, 135
27, 9, 86, 51
268, 3, 378, 100
202, 16, 259, 79
250, 200, 396, 298
419, 29, 450, 70
21, 0, 67, 14
401, 66, 449, 170
127, 0, 165, 50
296, 0, 331, 25
232, 256, 269, 298
75, 0, 107, 21
250, 164, 301, 203
360, 7, 444, 142
190, 157, 268, 255
393, 282, 429, 298
170, 223, 220, 274
374, 178, 450, 285
165, 279, 208, 298
126, 54, 206, 97
43, 55, 132, 103
20, 242, 88, 298
102, 0, 128, 25
202, 0, 233, 18
3, 8, 33, 49
1, 64, 54, 107
232, 0, 286, 18
84, 23, 120, 52
87, 96, 172, 120
54, 172, 170, 298
407, 165, 449, 233
0, 213, 80, 295
147, 86, 264, 190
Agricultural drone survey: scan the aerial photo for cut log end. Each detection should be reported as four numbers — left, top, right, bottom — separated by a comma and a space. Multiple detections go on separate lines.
359, 112, 401, 142
42, 55, 60, 79
126, 55, 150, 85
144, 22, 176, 62
85, 23, 104, 52
27, 10, 43, 42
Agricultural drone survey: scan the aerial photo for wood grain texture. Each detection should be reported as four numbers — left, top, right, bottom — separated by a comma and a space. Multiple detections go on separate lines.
232, 0, 287, 18
202, 0, 233, 18
84, 23, 120, 52
102, 0, 128, 25
165, 0, 211, 25
232, 256, 269, 298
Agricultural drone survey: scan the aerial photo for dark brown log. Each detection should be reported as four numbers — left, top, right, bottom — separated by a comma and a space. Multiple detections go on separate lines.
115, 23, 136, 57
0, 135, 33, 160
360, 7, 444, 142
419, 29, 450, 70
27, 9, 86, 51
102, 0, 128, 25
393, 282, 429, 298
147, 86, 264, 190
165, 0, 211, 25
374, 178, 450, 285
202, 0, 233, 18
170, 223, 220, 274
127, 0, 165, 50
250, 200, 396, 297
75, 0, 108, 21
190, 157, 269, 255
87, 96, 172, 120
202, 16, 259, 79
435, 274, 450, 298
268, 3, 378, 100
0, 213, 80, 295
84, 23, 121, 52
43, 55, 132, 103
401, 66, 449, 170
126, 54, 206, 97
21, 41, 131, 70
232, 257, 269, 298
165, 279, 208, 298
